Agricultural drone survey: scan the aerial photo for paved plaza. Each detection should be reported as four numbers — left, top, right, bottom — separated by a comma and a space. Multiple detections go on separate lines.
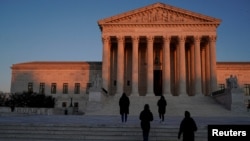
0, 113, 250, 128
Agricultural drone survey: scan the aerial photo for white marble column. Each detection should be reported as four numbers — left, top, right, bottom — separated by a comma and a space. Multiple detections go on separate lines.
178, 36, 187, 95
194, 36, 202, 95
209, 35, 218, 93
116, 36, 125, 95
205, 42, 211, 95
102, 35, 110, 94
163, 36, 171, 95
190, 43, 195, 95
201, 47, 206, 95
131, 36, 139, 96
147, 36, 154, 96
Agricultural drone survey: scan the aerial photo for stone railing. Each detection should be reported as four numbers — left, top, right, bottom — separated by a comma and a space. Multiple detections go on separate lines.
14, 107, 54, 115
211, 88, 231, 110
211, 88, 226, 96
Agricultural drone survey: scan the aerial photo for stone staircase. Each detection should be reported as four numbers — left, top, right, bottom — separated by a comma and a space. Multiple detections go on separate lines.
86, 94, 249, 117
0, 123, 207, 141
0, 94, 249, 141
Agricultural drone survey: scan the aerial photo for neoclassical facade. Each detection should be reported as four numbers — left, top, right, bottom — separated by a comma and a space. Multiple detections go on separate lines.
98, 3, 221, 96
10, 3, 250, 112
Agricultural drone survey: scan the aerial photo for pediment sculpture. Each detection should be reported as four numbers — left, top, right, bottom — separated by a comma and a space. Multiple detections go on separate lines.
98, 3, 221, 25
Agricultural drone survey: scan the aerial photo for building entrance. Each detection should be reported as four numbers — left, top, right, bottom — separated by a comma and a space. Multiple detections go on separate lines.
154, 70, 162, 96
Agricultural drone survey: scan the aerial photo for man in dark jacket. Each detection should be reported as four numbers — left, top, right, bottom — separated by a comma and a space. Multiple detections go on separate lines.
178, 111, 197, 141
119, 93, 130, 122
157, 95, 167, 122
139, 104, 153, 141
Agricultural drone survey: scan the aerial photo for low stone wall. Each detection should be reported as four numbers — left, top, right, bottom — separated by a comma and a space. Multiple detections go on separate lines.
212, 88, 247, 112
0, 107, 54, 115
212, 89, 231, 110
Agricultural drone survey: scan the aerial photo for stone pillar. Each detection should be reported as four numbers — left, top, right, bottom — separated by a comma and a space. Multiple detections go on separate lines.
147, 36, 154, 96
209, 35, 218, 93
190, 43, 195, 95
205, 42, 211, 95
116, 36, 125, 95
102, 36, 110, 94
194, 36, 202, 95
131, 36, 139, 96
163, 36, 171, 95
178, 36, 187, 95
201, 47, 206, 95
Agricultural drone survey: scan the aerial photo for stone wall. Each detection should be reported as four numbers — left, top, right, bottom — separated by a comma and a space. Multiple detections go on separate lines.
217, 62, 250, 92
0, 107, 54, 115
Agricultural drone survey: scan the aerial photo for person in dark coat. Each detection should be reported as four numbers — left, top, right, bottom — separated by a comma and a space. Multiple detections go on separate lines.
157, 95, 167, 122
139, 104, 153, 141
178, 111, 197, 141
119, 93, 130, 122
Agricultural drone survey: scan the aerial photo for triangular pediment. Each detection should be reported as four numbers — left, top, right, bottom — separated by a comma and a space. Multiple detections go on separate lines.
98, 3, 221, 25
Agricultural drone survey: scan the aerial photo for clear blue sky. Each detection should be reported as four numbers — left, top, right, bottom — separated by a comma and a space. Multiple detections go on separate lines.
0, 0, 250, 92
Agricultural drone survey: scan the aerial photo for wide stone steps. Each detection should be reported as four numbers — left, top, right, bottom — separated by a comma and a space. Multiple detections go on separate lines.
86, 94, 246, 117
0, 124, 207, 141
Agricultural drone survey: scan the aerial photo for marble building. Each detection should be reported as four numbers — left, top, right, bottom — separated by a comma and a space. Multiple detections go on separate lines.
10, 3, 250, 113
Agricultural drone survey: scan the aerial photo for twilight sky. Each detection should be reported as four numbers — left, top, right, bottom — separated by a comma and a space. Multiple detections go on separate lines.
0, 0, 250, 92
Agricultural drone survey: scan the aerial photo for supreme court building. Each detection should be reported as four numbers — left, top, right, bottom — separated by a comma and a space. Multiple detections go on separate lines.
10, 3, 250, 112
99, 2, 220, 96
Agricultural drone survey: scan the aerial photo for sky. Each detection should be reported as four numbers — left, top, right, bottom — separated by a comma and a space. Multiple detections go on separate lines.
0, 0, 250, 92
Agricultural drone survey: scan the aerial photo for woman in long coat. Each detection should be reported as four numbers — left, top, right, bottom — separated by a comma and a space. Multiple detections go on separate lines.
157, 95, 167, 122
139, 104, 153, 141
119, 93, 130, 122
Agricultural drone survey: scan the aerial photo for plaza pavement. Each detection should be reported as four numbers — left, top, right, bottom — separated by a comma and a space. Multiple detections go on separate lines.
0, 113, 250, 128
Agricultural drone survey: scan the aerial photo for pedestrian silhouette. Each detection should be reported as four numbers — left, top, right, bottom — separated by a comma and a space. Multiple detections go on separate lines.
178, 111, 197, 141
157, 95, 167, 122
139, 104, 153, 141
119, 93, 130, 122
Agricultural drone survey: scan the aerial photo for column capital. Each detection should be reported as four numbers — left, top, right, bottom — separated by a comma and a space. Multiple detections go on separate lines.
102, 35, 110, 43
147, 35, 154, 42
132, 36, 139, 42
194, 35, 201, 42
179, 35, 186, 42
163, 35, 171, 42
117, 35, 125, 42
209, 35, 217, 42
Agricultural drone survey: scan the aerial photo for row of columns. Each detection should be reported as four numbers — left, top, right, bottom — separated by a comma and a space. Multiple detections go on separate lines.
102, 35, 217, 96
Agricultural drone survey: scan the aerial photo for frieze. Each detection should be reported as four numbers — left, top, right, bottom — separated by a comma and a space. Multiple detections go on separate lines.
103, 25, 216, 35
105, 7, 211, 24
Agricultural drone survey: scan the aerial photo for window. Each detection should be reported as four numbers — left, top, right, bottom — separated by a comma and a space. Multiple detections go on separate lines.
62, 102, 67, 108
51, 83, 57, 94
39, 83, 45, 94
28, 82, 33, 93
74, 83, 80, 94
74, 102, 79, 108
63, 83, 68, 94
87, 83, 92, 88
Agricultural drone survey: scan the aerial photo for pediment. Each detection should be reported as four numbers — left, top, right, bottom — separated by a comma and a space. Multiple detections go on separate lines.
98, 3, 221, 25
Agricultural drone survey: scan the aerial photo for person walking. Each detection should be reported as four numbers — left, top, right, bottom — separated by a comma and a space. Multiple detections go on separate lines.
139, 104, 153, 141
178, 111, 198, 141
157, 95, 167, 122
119, 93, 130, 123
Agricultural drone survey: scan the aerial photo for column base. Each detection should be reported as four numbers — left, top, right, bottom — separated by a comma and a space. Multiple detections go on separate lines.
146, 93, 155, 96
130, 92, 139, 96
114, 92, 122, 97
162, 92, 172, 96
178, 94, 188, 97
